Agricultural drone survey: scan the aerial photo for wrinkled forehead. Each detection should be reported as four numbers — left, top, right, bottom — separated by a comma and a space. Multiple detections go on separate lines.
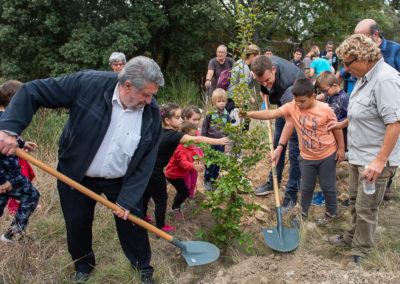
217, 47, 227, 53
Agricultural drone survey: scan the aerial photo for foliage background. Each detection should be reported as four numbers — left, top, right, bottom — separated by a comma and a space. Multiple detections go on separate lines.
0, 0, 399, 85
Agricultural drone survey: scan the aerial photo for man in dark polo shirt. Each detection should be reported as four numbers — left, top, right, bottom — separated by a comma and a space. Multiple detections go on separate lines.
251, 55, 305, 213
204, 45, 235, 95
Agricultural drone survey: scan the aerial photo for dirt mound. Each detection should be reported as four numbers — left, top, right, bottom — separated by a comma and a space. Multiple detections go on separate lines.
198, 251, 400, 284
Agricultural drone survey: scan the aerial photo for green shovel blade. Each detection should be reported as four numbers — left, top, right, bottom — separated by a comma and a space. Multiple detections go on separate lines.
172, 239, 220, 266
262, 207, 299, 252
262, 226, 299, 252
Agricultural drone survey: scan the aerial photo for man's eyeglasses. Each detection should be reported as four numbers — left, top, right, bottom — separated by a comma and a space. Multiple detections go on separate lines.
112, 63, 124, 67
343, 58, 357, 67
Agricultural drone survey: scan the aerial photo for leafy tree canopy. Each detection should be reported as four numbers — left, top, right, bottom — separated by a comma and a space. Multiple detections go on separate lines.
0, 0, 398, 82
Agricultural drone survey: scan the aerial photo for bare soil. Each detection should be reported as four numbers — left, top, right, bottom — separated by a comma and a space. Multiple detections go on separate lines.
157, 156, 400, 284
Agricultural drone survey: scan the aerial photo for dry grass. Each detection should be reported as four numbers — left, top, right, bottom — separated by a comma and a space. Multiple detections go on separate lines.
1, 110, 400, 283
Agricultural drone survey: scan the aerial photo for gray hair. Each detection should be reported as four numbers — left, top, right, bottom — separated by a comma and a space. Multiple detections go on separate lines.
217, 45, 227, 52
369, 22, 380, 36
109, 52, 126, 65
118, 56, 164, 89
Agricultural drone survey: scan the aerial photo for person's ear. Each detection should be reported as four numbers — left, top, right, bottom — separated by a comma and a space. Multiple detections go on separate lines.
124, 80, 132, 88
272, 66, 276, 75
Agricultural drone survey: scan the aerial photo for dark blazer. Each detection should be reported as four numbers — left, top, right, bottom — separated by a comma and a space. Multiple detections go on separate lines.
0, 70, 162, 211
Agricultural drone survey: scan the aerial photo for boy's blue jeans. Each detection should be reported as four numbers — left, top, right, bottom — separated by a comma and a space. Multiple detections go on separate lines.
266, 117, 301, 202
204, 145, 225, 182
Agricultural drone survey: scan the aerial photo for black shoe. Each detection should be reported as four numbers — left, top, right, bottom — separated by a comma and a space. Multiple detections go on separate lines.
341, 199, 350, 207
353, 255, 362, 263
140, 266, 156, 284
70, 271, 90, 282
254, 183, 275, 196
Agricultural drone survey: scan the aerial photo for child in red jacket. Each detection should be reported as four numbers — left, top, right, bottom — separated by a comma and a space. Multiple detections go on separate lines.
182, 105, 203, 200
165, 121, 205, 219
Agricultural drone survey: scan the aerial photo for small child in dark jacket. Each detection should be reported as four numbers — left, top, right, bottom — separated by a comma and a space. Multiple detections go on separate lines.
201, 88, 231, 190
0, 80, 40, 243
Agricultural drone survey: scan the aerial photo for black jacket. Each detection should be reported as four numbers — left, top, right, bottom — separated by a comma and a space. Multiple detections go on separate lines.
261, 56, 306, 107
0, 70, 161, 211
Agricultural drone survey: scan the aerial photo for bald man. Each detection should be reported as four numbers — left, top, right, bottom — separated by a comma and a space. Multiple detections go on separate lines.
346, 18, 400, 201
354, 18, 400, 71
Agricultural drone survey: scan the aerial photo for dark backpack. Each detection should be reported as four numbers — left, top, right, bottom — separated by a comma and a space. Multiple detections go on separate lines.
216, 68, 232, 90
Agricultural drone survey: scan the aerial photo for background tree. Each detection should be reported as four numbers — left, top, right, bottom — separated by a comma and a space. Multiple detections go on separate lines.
0, 0, 399, 83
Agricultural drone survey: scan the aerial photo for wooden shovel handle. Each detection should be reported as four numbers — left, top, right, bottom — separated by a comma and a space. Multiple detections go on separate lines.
263, 97, 281, 207
15, 148, 174, 242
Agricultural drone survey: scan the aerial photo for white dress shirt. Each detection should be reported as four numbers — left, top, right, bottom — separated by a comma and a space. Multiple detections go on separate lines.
86, 84, 143, 178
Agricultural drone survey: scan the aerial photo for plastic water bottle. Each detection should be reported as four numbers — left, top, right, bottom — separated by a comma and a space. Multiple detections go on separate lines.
363, 166, 375, 195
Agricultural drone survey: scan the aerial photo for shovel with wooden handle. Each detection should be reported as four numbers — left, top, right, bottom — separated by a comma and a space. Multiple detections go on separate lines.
15, 148, 220, 266
261, 97, 299, 252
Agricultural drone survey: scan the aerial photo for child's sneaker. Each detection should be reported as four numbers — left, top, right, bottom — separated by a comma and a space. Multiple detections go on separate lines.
204, 180, 213, 191
316, 212, 337, 227
168, 208, 184, 220
144, 215, 155, 223
311, 191, 325, 206
328, 234, 348, 247
161, 224, 176, 233
1, 228, 23, 244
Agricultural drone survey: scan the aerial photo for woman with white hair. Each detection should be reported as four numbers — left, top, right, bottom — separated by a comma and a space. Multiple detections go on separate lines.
109, 52, 126, 73
328, 34, 400, 263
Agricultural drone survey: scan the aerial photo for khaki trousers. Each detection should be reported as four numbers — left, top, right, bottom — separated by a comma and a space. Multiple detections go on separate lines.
344, 164, 396, 256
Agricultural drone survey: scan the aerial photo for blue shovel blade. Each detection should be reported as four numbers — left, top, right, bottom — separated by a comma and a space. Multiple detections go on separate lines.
262, 227, 299, 252
172, 239, 220, 266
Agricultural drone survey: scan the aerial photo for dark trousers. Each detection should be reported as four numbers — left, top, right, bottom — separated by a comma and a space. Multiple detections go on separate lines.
299, 152, 337, 216
267, 117, 301, 202
166, 178, 190, 209
204, 145, 225, 181
58, 177, 151, 273
0, 174, 39, 232
142, 169, 168, 229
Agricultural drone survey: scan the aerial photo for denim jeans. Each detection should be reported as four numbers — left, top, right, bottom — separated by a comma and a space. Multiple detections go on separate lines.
267, 117, 301, 202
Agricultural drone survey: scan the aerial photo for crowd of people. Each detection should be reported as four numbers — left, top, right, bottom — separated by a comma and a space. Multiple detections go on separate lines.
0, 17, 399, 283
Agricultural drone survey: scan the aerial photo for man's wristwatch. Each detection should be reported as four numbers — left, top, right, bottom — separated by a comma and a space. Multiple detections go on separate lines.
278, 142, 286, 148
206, 79, 211, 82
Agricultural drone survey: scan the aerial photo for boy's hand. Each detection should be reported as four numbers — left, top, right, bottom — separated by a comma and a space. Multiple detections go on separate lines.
316, 93, 326, 102
327, 121, 342, 130
336, 148, 345, 163
0, 181, 12, 194
272, 146, 284, 165
193, 164, 205, 172
23, 141, 37, 152
240, 109, 249, 118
